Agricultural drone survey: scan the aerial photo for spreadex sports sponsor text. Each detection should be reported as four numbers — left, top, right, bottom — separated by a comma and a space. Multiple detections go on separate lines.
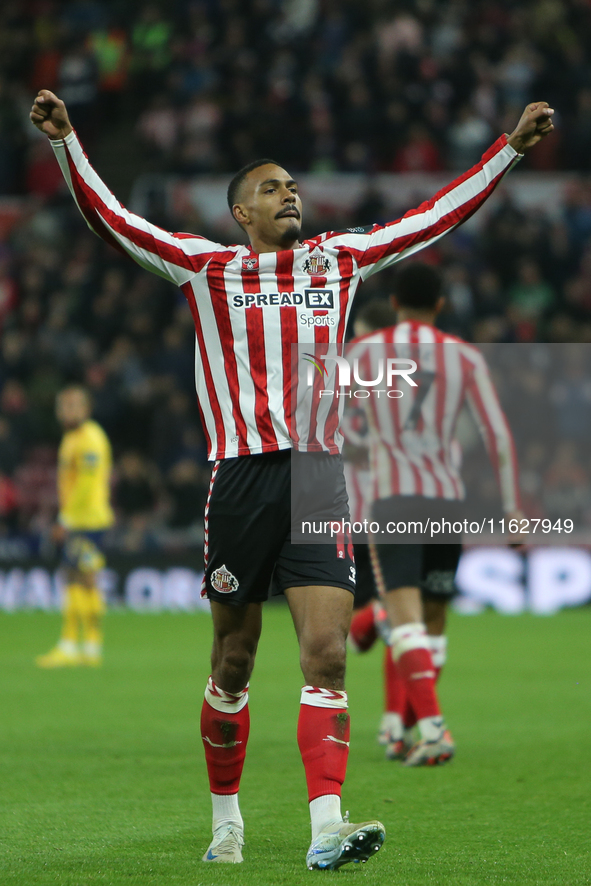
231, 289, 334, 308
232, 290, 337, 326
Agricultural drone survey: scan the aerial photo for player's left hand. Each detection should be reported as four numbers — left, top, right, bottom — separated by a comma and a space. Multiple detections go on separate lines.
506, 102, 555, 154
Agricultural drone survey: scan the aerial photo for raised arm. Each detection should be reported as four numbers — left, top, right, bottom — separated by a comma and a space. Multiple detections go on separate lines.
30, 89, 222, 286
323, 102, 555, 278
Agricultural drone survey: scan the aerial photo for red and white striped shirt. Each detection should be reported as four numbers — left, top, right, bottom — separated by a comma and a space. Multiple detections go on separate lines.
51, 131, 521, 461
347, 321, 520, 511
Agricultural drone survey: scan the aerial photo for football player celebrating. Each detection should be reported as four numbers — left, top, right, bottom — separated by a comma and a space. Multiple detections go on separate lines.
30, 88, 552, 869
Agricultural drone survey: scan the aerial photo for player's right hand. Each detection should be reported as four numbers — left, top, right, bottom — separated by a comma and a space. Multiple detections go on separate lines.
506, 102, 554, 154
30, 89, 73, 140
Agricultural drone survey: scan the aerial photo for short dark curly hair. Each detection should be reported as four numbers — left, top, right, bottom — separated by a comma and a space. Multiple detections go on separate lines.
226, 158, 282, 214
355, 298, 397, 333
393, 263, 443, 309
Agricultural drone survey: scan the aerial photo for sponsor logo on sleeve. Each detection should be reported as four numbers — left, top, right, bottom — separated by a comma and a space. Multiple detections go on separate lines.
332, 225, 373, 234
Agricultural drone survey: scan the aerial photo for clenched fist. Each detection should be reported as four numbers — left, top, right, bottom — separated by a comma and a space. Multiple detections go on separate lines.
30, 89, 73, 140
507, 102, 555, 154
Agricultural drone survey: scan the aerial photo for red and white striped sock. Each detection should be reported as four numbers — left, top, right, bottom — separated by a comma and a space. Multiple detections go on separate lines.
201, 676, 249, 831
298, 686, 350, 839
390, 623, 442, 742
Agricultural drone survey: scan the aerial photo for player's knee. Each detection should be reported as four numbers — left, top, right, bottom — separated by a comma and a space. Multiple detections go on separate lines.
212, 641, 255, 690
300, 633, 346, 687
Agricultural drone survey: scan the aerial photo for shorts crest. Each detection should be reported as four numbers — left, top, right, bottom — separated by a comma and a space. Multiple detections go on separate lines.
211, 564, 240, 594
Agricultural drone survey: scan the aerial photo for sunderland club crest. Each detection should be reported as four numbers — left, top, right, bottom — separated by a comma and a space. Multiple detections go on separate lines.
211, 564, 239, 594
303, 247, 331, 276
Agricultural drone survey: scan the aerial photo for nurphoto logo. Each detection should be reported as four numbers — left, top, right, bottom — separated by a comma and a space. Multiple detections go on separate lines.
304, 353, 418, 399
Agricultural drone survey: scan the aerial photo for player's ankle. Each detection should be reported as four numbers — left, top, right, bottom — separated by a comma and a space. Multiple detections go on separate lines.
211, 793, 243, 834
309, 794, 342, 839
381, 712, 404, 741
58, 639, 79, 655
83, 641, 102, 657
417, 715, 444, 742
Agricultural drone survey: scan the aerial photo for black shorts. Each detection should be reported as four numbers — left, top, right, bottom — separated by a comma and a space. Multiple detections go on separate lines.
372, 541, 461, 600
355, 541, 460, 603
202, 450, 356, 606
371, 496, 462, 599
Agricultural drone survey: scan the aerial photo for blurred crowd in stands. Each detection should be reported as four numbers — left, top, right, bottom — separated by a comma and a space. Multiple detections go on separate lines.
1, 0, 591, 188
0, 198, 211, 549
0, 0, 590, 547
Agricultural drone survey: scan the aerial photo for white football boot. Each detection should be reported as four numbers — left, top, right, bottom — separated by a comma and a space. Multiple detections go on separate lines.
202, 823, 244, 863
305, 816, 385, 870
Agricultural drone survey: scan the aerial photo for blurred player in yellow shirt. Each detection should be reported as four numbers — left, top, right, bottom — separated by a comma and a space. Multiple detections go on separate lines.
36, 386, 114, 668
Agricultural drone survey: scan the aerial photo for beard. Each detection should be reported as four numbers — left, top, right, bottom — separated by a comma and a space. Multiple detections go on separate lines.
278, 218, 301, 246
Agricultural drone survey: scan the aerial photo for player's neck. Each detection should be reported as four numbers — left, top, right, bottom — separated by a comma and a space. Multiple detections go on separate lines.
63, 419, 87, 432
396, 309, 437, 326
248, 233, 301, 254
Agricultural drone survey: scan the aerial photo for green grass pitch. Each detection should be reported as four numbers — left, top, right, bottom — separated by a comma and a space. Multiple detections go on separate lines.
1, 606, 590, 885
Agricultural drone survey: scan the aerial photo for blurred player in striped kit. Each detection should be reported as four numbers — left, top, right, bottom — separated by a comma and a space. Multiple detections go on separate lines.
343, 300, 410, 742
36, 386, 114, 668
345, 299, 448, 761
348, 264, 523, 765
